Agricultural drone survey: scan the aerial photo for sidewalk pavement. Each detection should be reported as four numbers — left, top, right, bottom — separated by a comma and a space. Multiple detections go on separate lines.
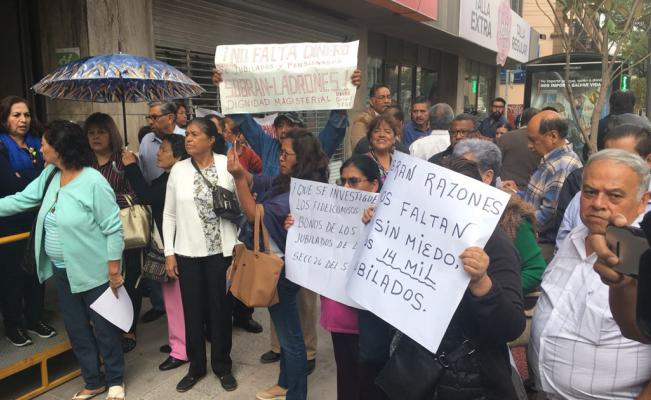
36, 301, 337, 400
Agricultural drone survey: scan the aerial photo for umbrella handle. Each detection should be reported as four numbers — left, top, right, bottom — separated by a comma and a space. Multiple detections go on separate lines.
111, 161, 125, 176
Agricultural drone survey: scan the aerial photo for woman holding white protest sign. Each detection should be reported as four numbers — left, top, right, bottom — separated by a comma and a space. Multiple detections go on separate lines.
284, 154, 384, 400
227, 128, 329, 400
369, 156, 526, 400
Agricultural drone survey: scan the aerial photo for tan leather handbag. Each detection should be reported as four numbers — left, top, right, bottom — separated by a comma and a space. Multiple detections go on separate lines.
119, 194, 151, 250
227, 204, 283, 307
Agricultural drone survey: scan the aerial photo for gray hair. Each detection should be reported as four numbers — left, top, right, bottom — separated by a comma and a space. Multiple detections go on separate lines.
148, 101, 177, 121
429, 103, 455, 130
453, 139, 503, 181
585, 149, 651, 200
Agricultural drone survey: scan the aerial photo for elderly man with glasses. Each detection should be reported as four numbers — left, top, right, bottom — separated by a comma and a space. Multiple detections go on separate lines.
523, 110, 583, 261
139, 101, 186, 183
427, 113, 481, 164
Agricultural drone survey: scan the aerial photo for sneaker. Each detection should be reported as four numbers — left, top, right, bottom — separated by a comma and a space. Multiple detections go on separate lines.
6, 327, 33, 347
27, 321, 57, 338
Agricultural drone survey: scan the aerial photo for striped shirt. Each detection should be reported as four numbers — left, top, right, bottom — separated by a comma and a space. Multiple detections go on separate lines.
94, 153, 139, 209
524, 144, 582, 240
43, 209, 65, 268
529, 223, 651, 399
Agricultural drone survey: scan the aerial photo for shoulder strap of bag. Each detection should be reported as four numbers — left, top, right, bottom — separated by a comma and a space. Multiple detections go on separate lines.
42, 168, 58, 201
253, 204, 273, 254
191, 158, 215, 189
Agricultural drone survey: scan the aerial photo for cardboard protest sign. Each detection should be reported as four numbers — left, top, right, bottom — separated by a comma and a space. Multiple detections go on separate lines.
215, 41, 359, 114
286, 178, 377, 307
347, 152, 510, 353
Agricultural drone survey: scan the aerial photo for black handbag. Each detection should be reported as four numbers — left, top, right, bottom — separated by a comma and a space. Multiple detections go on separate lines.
191, 159, 242, 222
375, 334, 476, 400
141, 223, 168, 283
21, 168, 58, 275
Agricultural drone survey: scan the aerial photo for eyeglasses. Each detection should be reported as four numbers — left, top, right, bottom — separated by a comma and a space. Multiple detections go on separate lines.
336, 177, 368, 187
372, 95, 391, 100
145, 113, 172, 121
448, 129, 477, 137
279, 149, 296, 159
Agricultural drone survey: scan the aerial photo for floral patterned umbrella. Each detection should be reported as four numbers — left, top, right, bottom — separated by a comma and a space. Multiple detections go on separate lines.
32, 53, 204, 144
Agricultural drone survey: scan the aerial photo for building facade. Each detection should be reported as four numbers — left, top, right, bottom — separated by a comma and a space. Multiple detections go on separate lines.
1, 0, 539, 149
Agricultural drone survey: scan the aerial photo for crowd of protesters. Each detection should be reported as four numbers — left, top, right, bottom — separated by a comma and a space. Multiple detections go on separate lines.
1, 63, 651, 400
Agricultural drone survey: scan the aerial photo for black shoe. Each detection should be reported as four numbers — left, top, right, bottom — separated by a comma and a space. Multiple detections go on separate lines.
159, 356, 188, 371
233, 318, 263, 333
122, 337, 136, 353
307, 359, 316, 376
176, 373, 205, 392
141, 308, 166, 323
160, 344, 172, 353
259, 350, 280, 364
26, 321, 57, 338
6, 327, 33, 347
218, 373, 238, 391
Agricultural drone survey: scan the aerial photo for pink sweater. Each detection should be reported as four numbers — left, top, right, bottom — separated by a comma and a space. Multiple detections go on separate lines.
319, 296, 359, 334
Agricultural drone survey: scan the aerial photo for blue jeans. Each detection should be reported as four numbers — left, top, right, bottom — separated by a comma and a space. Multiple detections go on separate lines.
268, 272, 307, 400
54, 268, 124, 389
358, 309, 395, 400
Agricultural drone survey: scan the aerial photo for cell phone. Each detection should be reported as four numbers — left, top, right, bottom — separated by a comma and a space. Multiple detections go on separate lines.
606, 225, 649, 277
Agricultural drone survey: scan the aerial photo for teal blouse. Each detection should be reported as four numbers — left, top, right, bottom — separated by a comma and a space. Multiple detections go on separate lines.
0, 165, 123, 293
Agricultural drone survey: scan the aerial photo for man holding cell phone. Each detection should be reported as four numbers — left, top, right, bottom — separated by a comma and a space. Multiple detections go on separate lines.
592, 212, 651, 344
529, 149, 651, 400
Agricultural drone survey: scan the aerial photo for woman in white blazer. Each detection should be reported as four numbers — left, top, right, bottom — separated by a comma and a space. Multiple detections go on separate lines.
163, 117, 238, 393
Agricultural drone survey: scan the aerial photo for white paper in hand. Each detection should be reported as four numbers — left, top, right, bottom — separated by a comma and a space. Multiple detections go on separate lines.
90, 286, 133, 332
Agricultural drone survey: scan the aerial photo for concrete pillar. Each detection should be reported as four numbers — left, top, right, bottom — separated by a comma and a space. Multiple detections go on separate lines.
38, 0, 154, 149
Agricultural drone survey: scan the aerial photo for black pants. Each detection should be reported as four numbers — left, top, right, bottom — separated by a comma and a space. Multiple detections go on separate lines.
177, 253, 233, 376
358, 310, 394, 400
233, 297, 253, 322
0, 240, 44, 331
332, 332, 360, 400
122, 248, 143, 334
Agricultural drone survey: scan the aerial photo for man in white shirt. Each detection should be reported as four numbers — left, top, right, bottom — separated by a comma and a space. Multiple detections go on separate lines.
409, 103, 453, 160
556, 124, 650, 247
530, 149, 651, 399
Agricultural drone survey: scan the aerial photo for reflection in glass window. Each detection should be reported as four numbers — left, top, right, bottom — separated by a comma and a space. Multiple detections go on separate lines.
400, 65, 413, 117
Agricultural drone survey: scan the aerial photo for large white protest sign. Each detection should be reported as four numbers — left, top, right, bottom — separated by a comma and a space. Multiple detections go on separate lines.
215, 41, 359, 114
347, 152, 510, 353
286, 178, 377, 307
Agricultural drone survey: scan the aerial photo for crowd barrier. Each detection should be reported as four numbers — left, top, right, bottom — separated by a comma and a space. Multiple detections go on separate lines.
0, 232, 80, 400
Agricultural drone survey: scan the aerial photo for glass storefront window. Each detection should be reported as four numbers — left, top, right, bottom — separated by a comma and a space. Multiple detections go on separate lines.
419, 68, 439, 104
464, 60, 477, 114
399, 65, 413, 117
367, 57, 383, 99
477, 64, 496, 118
384, 63, 399, 104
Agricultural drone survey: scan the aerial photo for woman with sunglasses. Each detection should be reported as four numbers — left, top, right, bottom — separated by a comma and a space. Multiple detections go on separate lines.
284, 155, 391, 399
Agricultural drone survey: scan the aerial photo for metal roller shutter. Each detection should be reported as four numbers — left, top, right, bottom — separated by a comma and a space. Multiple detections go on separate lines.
153, 0, 355, 181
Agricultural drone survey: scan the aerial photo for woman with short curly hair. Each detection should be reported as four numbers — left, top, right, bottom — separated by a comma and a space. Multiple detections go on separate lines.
0, 120, 127, 400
